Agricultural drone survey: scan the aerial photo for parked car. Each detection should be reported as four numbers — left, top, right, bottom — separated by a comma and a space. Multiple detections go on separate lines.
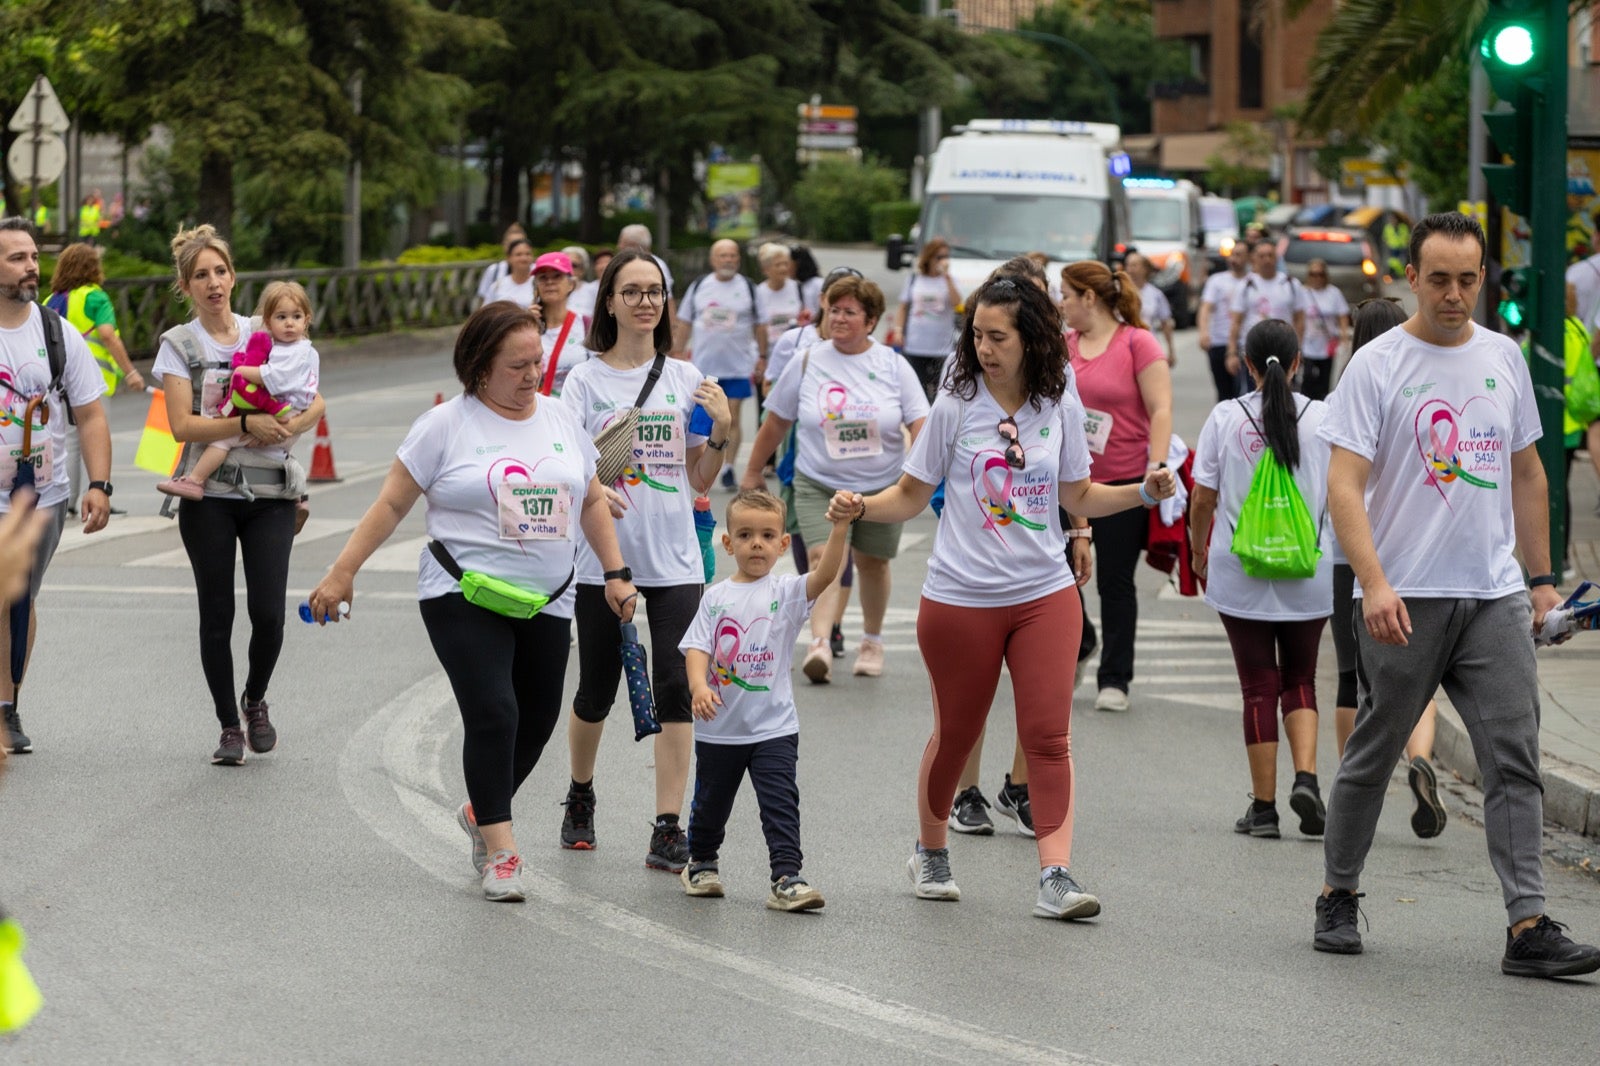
1200, 195, 1240, 276
1277, 228, 1385, 307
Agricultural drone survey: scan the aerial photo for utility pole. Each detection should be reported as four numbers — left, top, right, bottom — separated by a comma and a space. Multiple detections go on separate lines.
342, 69, 363, 270
922, 0, 941, 161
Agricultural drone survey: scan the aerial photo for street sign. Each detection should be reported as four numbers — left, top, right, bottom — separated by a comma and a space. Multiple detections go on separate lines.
798, 104, 858, 122
6, 131, 67, 187
797, 133, 858, 151
801, 120, 858, 136
7, 76, 70, 135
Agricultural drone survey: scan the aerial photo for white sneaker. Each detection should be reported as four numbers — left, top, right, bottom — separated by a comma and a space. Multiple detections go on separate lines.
1034, 867, 1101, 920
1094, 687, 1130, 712
481, 849, 526, 902
802, 638, 832, 684
907, 845, 960, 901
851, 639, 884, 677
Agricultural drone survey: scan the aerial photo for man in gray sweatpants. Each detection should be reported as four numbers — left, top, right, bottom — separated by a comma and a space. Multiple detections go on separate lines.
1312, 212, 1599, 978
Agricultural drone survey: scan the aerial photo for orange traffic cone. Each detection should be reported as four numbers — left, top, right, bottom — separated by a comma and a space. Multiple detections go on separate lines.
308, 415, 340, 482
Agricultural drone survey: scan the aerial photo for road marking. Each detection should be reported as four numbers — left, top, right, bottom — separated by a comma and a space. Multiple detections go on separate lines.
340, 674, 1116, 1066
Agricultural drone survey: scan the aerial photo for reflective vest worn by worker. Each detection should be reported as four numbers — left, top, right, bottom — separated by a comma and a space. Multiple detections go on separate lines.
50, 285, 123, 392
77, 201, 101, 238
1382, 221, 1410, 277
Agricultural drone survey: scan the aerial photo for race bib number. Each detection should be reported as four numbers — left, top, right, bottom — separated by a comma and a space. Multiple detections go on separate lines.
200, 367, 233, 418
913, 293, 944, 319
0, 439, 52, 491
498, 481, 572, 540
633, 409, 685, 465
824, 419, 883, 460
768, 311, 797, 332
1082, 407, 1114, 455
704, 306, 739, 331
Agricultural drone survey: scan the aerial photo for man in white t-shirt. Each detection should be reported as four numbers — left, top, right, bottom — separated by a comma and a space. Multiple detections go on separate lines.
1227, 240, 1307, 377
1565, 251, 1600, 334
1311, 212, 1600, 978
675, 240, 765, 489
1126, 252, 1175, 367
1198, 241, 1250, 401
0, 218, 114, 755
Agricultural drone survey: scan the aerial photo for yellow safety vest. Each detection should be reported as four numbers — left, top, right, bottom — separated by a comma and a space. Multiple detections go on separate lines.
77, 202, 101, 238
32, 204, 48, 231
64, 285, 123, 392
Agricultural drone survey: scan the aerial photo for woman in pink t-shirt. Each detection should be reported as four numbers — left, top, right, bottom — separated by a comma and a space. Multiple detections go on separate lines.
1061, 261, 1172, 713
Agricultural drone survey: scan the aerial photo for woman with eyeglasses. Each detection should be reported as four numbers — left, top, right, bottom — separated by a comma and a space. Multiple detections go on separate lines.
1298, 258, 1350, 401
833, 277, 1176, 916
889, 238, 963, 401
743, 275, 927, 683
1187, 319, 1333, 840
557, 248, 731, 873
1060, 261, 1173, 714
486, 238, 537, 310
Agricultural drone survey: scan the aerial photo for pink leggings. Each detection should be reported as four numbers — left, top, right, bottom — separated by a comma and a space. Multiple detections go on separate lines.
1217, 613, 1325, 746
916, 587, 1081, 868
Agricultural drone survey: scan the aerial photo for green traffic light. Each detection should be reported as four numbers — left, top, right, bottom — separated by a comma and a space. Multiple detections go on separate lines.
1499, 297, 1526, 329
1488, 24, 1536, 66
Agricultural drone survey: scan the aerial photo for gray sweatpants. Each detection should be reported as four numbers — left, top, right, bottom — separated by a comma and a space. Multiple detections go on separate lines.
1323, 593, 1545, 924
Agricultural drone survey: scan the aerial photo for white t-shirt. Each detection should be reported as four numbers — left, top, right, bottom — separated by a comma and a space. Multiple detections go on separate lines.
903, 382, 1091, 608
154, 315, 294, 499
755, 279, 803, 336
651, 254, 676, 297
678, 572, 812, 745
800, 276, 823, 317
1200, 271, 1248, 348
395, 393, 598, 618
560, 357, 707, 586
681, 275, 758, 380
1565, 254, 1600, 334
1299, 286, 1350, 361
765, 340, 930, 491
899, 274, 958, 357
1139, 282, 1173, 328
477, 260, 509, 302
488, 274, 536, 309
540, 313, 591, 397
1316, 323, 1541, 600
1192, 392, 1333, 621
569, 279, 600, 320
258, 337, 321, 410
0, 304, 107, 509
766, 323, 820, 386
1230, 272, 1308, 339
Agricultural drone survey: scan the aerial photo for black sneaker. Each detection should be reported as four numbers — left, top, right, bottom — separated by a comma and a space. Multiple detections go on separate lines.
3, 704, 31, 754
829, 623, 844, 659
1313, 890, 1365, 954
241, 694, 277, 754
719, 468, 736, 491
1407, 756, 1447, 839
560, 783, 596, 850
947, 786, 994, 835
994, 774, 1035, 838
1289, 780, 1325, 836
211, 726, 247, 766
1234, 798, 1280, 838
646, 817, 689, 872
1502, 916, 1600, 978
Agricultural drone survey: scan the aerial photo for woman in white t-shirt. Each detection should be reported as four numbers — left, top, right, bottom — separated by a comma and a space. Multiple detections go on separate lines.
839, 277, 1174, 916
487, 239, 536, 309
754, 243, 803, 339
530, 251, 588, 396
308, 302, 637, 903
559, 249, 731, 872
1297, 258, 1350, 401
888, 238, 963, 401
155, 225, 326, 768
1187, 318, 1332, 842
742, 276, 929, 683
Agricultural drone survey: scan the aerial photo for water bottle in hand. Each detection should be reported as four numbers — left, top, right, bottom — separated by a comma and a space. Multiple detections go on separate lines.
299, 601, 350, 624
689, 376, 718, 436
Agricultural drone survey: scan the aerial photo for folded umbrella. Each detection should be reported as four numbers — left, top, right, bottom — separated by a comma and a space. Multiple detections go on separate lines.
620, 618, 662, 742
8, 395, 48, 716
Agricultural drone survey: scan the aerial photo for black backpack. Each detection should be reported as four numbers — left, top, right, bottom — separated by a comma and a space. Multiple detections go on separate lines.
38, 304, 77, 426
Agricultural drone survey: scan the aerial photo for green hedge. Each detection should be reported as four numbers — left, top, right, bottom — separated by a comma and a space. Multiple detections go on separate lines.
790, 161, 906, 242
869, 201, 921, 244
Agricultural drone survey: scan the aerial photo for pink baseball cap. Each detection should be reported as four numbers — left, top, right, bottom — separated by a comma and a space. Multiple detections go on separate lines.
533, 252, 573, 276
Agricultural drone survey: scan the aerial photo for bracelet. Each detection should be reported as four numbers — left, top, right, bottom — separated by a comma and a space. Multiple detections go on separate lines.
1138, 483, 1157, 507
1528, 573, 1558, 588
706, 438, 728, 451
852, 499, 866, 525
1066, 527, 1092, 540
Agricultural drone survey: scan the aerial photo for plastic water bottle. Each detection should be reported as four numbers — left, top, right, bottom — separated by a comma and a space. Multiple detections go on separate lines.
299, 601, 350, 624
689, 376, 717, 436
693, 495, 717, 584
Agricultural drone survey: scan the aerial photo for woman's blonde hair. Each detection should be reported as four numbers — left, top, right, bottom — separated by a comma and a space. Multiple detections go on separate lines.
757, 242, 791, 267
255, 280, 313, 324
170, 223, 235, 298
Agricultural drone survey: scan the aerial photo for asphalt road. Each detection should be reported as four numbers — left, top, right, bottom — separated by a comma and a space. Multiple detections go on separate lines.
3, 283, 1598, 1064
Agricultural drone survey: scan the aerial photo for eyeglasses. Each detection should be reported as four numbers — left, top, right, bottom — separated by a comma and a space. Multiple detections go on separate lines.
997, 417, 1025, 470
617, 287, 666, 307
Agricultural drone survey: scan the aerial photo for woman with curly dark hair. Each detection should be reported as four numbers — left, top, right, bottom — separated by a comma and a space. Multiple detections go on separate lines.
835, 277, 1176, 919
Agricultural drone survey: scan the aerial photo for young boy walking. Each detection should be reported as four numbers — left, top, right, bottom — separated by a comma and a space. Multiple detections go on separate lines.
678, 488, 854, 910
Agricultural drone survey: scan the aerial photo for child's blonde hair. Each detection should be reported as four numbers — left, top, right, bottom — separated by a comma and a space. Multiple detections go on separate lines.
725, 488, 786, 528
255, 280, 313, 325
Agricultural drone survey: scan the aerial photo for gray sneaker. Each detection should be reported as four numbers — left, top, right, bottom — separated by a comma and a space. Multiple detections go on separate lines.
681, 863, 725, 898
457, 802, 487, 873
211, 726, 246, 766
907, 845, 960, 901
767, 875, 825, 912
1034, 867, 1101, 920
481, 849, 526, 903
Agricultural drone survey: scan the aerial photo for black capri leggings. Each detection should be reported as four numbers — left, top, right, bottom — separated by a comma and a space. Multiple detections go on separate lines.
179, 496, 295, 728
419, 594, 571, 827
572, 582, 699, 725
1331, 563, 1359, 708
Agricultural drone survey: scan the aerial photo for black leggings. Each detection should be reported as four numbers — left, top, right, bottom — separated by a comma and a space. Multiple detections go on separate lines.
1299, 358, 1333, 401
903, 352, 946, 402
178, 497, 295, 728
1087, 482, 1149, 693
572, 582, 699, 725
419, 594, 571, 827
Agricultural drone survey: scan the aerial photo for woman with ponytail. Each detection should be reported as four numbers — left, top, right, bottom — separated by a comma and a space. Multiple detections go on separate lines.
1060, 261, 1171, 712
1187, 318, 1333, 839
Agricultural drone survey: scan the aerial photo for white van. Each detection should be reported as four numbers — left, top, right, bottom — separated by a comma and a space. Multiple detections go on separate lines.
887, 119, 1134, 299
1123, 177, 1204, 327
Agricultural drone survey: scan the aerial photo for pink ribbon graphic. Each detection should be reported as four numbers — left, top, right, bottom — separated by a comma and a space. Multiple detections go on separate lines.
818, 381, 848, 421
711, 616, 769, 692
1426, 408, 1460, 487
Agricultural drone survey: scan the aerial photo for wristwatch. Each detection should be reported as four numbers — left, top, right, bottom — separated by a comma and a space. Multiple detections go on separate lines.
1528, 573, 1557, 588
88, 480, 113, 497
604, 567, 632, 582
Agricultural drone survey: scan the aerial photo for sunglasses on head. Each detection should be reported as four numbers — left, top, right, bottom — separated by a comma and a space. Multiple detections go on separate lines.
997, 416, 1025, 470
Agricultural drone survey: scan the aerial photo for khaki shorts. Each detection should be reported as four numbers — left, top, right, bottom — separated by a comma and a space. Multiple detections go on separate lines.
791, 471, 904, 559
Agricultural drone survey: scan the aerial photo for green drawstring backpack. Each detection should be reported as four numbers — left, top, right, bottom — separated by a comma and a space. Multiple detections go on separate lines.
1229, 401, 1322, 580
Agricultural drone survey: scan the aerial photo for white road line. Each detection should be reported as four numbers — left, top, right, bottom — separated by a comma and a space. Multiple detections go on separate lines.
55, 516, 173, 555
339, 674, 1115, 1066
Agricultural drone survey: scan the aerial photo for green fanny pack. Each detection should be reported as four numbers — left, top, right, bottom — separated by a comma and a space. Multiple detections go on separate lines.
428, 541, 573, 619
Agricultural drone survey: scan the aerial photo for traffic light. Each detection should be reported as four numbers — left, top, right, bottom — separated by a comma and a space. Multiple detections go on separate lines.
1479, 0, 1544, 217
1498, 266, 1535, 330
